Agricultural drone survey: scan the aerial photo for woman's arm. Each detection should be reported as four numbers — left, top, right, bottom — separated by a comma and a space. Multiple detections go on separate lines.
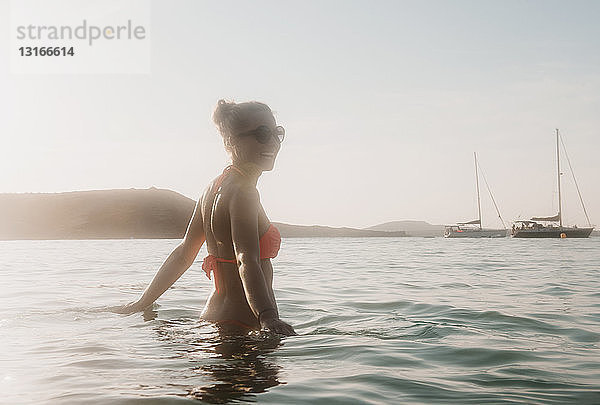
229, 187, 295, 335
115, 200, 205, 313
260, 259, 279, 315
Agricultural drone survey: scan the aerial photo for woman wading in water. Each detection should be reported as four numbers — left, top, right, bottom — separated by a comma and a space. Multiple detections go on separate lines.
117, 100, 295, 336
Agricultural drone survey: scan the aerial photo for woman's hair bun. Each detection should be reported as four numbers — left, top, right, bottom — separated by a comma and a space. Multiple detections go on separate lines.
212, 99, 235, 135
214, 99, 233, 115
212, 98, 272, 144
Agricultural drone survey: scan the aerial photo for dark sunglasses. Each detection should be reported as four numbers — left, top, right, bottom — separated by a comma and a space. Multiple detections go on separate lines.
236, 125, 285, 144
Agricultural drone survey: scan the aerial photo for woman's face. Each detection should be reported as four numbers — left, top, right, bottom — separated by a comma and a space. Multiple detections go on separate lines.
230, 111, 282, 171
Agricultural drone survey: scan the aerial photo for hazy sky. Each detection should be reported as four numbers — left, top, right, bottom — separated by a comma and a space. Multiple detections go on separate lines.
1, 0, 599, 228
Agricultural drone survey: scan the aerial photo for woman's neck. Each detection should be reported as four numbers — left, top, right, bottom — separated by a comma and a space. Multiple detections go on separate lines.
230, 161, 262, 185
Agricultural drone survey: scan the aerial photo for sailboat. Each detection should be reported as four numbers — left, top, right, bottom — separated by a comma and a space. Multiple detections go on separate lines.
445, 152, 507, 238
512, 129, 594, 238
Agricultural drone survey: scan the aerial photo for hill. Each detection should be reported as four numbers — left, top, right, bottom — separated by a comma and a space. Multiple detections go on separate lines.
0, 188, 195, 240
274, 222, 406, 238
366, 220, 445, 237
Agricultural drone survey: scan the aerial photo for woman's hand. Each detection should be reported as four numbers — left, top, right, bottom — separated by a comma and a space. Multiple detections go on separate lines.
110, 301, 144, 314
260, 316, 297, 336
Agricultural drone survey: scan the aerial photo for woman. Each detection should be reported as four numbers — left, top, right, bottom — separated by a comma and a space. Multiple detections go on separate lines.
117, 100, 295, 336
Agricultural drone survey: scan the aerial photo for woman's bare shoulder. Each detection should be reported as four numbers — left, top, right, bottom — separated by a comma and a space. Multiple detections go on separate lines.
228, 183, 260, 206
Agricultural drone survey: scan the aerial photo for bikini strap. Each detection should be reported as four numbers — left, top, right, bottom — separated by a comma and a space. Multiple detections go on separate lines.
213, 165, 248, 193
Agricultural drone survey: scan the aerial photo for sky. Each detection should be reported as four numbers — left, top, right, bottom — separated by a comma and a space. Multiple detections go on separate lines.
1, 0, 599, 229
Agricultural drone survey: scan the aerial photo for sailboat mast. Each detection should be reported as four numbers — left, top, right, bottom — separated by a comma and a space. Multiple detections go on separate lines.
475, 152, 482, 229
556, 129, 563, 227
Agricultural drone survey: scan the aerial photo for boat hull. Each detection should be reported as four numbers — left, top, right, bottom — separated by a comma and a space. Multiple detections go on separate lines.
512, 227, 593, 238
444, 228, 507, 238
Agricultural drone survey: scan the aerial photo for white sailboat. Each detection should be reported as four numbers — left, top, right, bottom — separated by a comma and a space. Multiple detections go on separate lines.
512, 129, 594, 238
445, 153, 507, 238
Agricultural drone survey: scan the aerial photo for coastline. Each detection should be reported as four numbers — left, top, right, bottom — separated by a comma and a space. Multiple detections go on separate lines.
0, 188, 412, 240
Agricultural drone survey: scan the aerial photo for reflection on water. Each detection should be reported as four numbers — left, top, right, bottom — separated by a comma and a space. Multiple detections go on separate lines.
150, 315, 284, 404
189, 332, 283, 403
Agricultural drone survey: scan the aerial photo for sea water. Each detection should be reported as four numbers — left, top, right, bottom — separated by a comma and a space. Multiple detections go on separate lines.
1, 237, 599, 404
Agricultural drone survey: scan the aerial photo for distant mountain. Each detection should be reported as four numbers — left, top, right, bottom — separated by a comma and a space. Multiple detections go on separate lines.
274, 222, 406, 238
366, 220, 445, 237
0, 188, 195, 240
0, 189, 406, 240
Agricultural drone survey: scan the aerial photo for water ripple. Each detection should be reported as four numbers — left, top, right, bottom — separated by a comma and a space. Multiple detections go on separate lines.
1, 238, 600, 404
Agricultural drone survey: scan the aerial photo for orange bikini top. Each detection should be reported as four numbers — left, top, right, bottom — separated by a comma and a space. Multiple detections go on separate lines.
201, 224, 281, 280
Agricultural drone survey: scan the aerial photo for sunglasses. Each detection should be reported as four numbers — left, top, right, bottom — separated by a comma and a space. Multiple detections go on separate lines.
236, 125, 285, 144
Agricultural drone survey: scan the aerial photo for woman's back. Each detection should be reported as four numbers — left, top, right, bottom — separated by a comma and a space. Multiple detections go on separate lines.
199, 166, 275, 326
